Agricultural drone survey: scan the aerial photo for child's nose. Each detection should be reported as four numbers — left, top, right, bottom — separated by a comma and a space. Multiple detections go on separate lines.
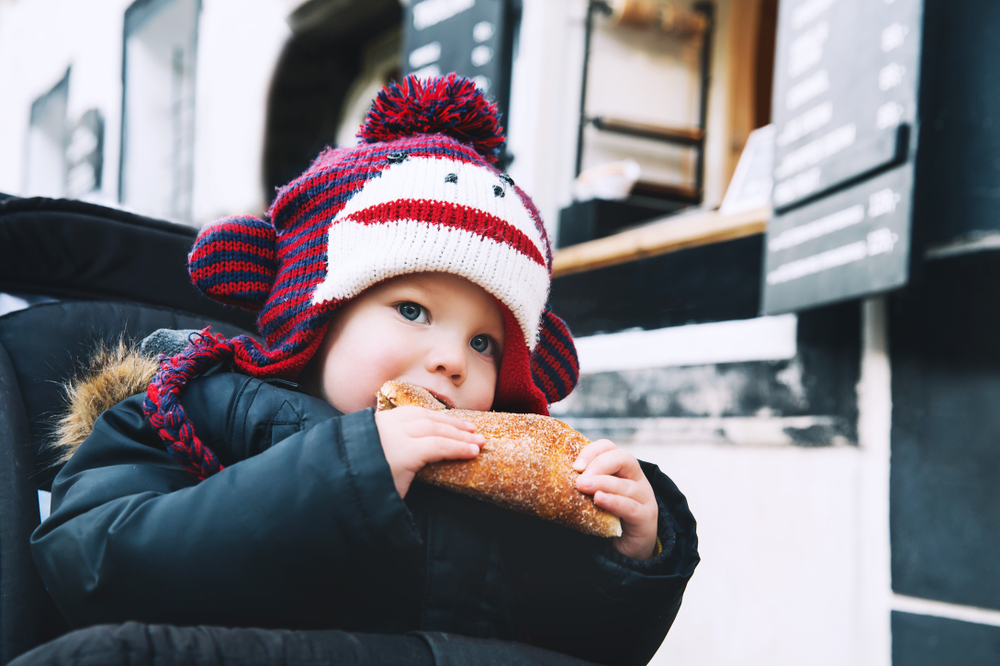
425, 341, 467, 382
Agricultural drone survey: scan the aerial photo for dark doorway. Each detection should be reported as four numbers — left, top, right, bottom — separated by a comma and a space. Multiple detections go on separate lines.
262, 0, 402, 205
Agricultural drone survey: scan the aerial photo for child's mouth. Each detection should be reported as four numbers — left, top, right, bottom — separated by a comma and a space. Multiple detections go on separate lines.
423, 388, 455, 409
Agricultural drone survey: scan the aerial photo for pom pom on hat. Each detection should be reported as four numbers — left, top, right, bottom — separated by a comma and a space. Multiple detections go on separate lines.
358, 73, 505, 162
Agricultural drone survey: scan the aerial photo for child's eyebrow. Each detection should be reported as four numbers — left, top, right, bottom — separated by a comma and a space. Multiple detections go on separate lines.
383, 276, 432, 295
389, 283, 433, 301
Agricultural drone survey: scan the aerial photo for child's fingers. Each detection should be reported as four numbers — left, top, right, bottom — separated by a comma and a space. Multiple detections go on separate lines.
576, 473, 634, 499
408, 418, 485, 445
578, 449, 641, 481
572, 439, 617, 472
426, 411, 479, 432
395, 406, 478, 432
592, 490, 648, 523
418, 435, 482, 463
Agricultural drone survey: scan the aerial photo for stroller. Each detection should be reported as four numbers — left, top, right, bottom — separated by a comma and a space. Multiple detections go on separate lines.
0, 195, 594, 666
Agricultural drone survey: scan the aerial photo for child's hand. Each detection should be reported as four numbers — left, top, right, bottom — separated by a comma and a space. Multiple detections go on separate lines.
375, 406, 485, 498
574, 440, 658, 560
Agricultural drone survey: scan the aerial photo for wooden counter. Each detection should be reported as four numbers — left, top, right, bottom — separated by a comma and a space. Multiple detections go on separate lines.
552, 205, 771, 278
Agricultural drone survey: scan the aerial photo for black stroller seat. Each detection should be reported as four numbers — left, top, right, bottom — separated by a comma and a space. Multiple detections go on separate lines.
0, 196, 598, 666
0, 196, 253, 663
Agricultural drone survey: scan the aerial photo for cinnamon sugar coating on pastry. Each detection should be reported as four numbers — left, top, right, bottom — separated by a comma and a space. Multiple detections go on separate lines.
377, 381, 622, 538
377, 381, 449, 412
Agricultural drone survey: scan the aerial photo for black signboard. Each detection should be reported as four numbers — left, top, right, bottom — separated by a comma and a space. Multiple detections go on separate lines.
765, 163, 912, 313
763, 0, 923, 314
770, 0, 922, 208
401, 0, 517, 135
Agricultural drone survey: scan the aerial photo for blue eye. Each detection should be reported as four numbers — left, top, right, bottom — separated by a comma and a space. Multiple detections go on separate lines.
398, 302, 427, 323
471, 335, 492, 354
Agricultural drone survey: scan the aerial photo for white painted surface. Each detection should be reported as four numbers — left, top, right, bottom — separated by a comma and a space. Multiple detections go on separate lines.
573, 300, 893, 665
24, 74, 69, 197
0, 0, 288, 223
0, 0, 133, 201
191, 0, 290, 222
635, 441, 862, 666
856, 297, 893, 666
37, 490, 51, 522
505, 0, 580, 240
120, 0, 199, 220
893, 594, 1000, 628
574, 315, 797, 374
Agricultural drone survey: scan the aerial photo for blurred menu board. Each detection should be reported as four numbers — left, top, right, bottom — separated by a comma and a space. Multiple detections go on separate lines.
763, 0, 923, 314
402, 0, 516, 130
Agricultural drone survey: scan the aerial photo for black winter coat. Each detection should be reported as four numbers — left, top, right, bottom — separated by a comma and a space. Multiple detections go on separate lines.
30, 372, 699, 666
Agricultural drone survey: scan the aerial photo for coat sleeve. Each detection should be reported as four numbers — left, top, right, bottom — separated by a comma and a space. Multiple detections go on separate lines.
30, 374, 425, 630
505, 462, 699, 666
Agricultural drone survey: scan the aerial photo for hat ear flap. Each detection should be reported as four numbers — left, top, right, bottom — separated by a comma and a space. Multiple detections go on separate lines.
531, 306, 580, 404
188, 215, 278, 312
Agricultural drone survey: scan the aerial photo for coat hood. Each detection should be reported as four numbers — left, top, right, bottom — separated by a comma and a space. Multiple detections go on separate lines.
52, 340, 158, 464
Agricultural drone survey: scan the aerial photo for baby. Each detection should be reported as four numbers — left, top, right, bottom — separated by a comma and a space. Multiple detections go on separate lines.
31, 74, 698, 666
304, 270, 658, 557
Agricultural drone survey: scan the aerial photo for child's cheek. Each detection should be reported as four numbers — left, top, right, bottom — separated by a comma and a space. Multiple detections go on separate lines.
462, 358, 498, 411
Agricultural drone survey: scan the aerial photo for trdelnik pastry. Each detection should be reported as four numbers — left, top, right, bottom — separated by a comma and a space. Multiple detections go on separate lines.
377, 380, 623, 538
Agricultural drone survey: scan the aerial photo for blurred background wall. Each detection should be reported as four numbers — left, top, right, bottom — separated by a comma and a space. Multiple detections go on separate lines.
1, 1, 998, 664
0, 0, 751, 231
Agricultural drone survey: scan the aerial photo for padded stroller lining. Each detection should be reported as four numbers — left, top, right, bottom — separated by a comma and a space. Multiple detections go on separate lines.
0, 299, 251, 489
7, 624, 601, 666
0, 299, 252, 664
0, 293, 58, 319
0, 197, 260, 664
0, 343, 51, 665
0, 197, 256, 332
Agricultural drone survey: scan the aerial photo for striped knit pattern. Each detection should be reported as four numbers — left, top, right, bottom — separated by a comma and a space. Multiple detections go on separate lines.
142, 73, 585, 482
180, 73, 578, 417
142, 329, 233, 480
188, 216, 277, 311
310, 153, 550, 349
532, 306, 580, 405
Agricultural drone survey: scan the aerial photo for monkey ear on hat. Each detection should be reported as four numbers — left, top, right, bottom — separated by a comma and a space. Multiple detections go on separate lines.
531, 306, 581, 405
188, 215, 278, 312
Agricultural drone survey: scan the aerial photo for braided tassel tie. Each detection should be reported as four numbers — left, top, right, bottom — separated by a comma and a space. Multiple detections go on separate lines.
142, 328, 235, 481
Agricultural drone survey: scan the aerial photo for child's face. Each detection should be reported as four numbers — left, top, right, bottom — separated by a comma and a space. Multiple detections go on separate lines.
310, 272, 506, 414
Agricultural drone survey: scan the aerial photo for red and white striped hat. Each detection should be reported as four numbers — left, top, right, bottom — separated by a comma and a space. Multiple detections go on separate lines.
186, 73, 578, 417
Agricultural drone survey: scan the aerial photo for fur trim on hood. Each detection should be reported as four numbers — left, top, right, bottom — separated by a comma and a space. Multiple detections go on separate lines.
52, 340, 158, 465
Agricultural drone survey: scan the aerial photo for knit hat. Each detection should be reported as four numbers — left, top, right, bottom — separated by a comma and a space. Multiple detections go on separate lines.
144, 74, 580, 480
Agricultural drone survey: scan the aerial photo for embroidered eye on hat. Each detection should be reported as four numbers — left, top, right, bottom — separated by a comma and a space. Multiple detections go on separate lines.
145, 73, 580, 480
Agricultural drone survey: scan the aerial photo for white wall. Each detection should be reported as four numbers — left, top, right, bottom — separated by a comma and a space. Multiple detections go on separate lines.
0, 0, 731, 226
0, 0, 131, 201
120, 0, 199, 219
554, 301, 893, 666
191, 0, 290, 220
0, 0, 290, 223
